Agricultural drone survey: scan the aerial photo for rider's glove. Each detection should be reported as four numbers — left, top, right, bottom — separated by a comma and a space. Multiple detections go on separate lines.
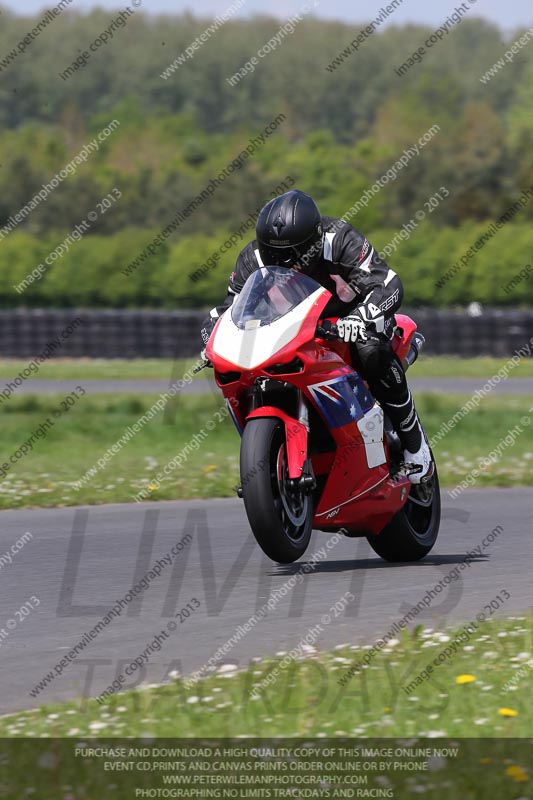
356, 302, 386, 334
338, 302, 387, 343
337, 312, 368, 343
199, 306, 222, 355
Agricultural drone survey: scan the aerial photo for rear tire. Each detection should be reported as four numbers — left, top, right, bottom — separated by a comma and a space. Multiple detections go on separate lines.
367, 466, 441, 562
240, 418, 313, 563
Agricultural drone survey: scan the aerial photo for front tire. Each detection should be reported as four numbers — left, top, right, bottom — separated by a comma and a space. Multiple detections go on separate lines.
366, 466, 441, 562
240, 418, 313, 563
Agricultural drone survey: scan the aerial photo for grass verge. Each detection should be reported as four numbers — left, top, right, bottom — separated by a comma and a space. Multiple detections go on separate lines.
0, 393, 532, 509
0, 356, 532, 381
4, 615, 531, 737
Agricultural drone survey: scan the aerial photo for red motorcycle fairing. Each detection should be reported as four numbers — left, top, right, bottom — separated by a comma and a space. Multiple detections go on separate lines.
392, 313, 417, 362
207, 267, 415, 540
245, 407, 308, 480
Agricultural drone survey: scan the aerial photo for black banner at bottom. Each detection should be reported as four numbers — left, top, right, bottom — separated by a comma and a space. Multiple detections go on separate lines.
0, 738, 531, 799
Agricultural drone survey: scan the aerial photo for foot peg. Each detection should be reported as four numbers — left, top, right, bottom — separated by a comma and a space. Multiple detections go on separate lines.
391, 460, 434, 483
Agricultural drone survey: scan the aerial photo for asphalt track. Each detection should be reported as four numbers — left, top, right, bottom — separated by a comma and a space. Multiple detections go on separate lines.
2, 377, 533, 395
0, 489, 531, 714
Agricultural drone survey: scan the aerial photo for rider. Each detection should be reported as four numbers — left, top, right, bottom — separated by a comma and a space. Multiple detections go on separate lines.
200, 189, 433, 483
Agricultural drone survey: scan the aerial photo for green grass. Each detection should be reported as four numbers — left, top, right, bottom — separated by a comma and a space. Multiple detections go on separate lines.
412, 355, 533, 378
0, 358, 197, 381
0, 393, 532, 509
0, 355, 532, 381
0, 393, 238, 509
2, 617, 531, 798
4, 615, 531, 738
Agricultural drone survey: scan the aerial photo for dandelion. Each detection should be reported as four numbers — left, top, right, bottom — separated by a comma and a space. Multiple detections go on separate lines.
505, 765, 528, 782
498, 708, 518, 717
455, 674, 476, 684
203, 465, 218, 473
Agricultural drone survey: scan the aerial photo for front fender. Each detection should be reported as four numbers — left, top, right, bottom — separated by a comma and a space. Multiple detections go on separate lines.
246, 407, 308, 479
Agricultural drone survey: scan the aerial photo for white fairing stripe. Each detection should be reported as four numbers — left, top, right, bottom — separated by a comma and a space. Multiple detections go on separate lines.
323, 231, 336, 261
254, 248, 265, 267
211, 287, 326, 370
358, 246, 374, 274
384, 268, 397, 286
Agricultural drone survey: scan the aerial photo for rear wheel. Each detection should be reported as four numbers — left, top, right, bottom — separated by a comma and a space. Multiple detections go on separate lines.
366, 465, 441, 562
240, 418, 313, 563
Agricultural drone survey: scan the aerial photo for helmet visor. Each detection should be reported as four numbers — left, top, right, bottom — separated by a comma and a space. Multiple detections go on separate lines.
258, 232, 323, 271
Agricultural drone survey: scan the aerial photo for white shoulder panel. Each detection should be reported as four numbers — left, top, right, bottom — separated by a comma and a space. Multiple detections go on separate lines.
323, 231, 336, 261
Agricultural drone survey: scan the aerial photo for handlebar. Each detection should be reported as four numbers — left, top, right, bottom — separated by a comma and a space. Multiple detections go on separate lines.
315, 321, 340, 340
193, 360, 212, 374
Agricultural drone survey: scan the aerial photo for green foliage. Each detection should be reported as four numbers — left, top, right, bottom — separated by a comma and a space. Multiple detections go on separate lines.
0, 11, 532, 308
3, 220, 532, 308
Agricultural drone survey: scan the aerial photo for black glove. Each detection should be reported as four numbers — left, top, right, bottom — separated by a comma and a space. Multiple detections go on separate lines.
199, 306, 223, 356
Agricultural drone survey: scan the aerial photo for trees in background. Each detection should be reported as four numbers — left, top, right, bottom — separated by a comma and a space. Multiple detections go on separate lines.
0, 10, 531, 307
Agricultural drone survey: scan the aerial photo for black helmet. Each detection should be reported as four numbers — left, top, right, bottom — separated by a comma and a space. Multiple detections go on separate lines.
256, 190, 323, 270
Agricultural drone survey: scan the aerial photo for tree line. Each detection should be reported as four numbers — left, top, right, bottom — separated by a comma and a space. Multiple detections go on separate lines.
0, 9, 531, 308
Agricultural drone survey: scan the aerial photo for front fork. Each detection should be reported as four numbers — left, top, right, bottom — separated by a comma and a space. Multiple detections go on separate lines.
293, 391, 316, 494
242, 388, 315, 494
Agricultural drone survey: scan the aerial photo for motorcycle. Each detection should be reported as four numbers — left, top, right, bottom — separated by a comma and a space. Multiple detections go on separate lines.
203, 266, 440, 564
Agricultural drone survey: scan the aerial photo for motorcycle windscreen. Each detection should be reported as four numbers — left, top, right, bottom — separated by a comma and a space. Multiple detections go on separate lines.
212, 267, 327, 370
231, 267, 322, 329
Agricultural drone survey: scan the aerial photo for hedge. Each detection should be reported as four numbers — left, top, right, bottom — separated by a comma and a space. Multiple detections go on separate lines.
1, 222, 531, 309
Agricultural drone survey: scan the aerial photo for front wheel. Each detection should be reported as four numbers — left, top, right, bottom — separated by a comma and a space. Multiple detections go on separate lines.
240, 418, 313, 563
366, 465, 441, 562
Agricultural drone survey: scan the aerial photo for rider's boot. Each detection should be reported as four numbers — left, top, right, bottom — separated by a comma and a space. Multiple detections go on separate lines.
373, 356, 433, 484
384, 390, 433, 483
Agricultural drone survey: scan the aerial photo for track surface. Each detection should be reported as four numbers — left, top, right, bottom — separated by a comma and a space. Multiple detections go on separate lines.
0, 489, 530, 714
2, 377, 533, 395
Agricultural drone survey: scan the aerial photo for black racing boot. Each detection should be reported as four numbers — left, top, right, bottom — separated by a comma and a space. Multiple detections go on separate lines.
383, 389, 433, 483
371, 355, 433, 484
